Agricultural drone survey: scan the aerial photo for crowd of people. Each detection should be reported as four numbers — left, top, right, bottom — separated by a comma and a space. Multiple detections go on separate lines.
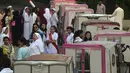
0, 4, 94, 72
0, 0, 124, 72
0, 5, 60, 73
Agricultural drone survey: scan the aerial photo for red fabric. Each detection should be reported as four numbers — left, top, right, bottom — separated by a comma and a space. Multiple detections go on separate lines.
49, 33, 59, 54
39, 8, 47, 25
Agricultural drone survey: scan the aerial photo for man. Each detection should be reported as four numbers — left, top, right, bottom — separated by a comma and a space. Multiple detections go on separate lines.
66, 26, 74, 44
1, 37, 14, 58
96, 0, 106, 14
50, 8, 58, 27
111, 3, 124, 30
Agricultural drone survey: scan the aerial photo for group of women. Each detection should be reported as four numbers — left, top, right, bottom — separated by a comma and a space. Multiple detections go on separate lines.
66, 26, 92, 44
17, 25, 59, 60
22, 7, 58, 41
17, 25, 92, 60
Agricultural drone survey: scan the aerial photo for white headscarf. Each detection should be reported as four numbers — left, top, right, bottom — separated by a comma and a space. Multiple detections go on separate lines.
2, 27, 8, 35
0, 27, 9, 45
23, 6, 29, 16
29, 33, 44, 54
52, 8, 56, 12
7, 5, 12, 9
43, 8, 51, 20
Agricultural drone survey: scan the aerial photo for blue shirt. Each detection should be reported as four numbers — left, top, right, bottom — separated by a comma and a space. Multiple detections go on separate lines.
17, 47, 29, 60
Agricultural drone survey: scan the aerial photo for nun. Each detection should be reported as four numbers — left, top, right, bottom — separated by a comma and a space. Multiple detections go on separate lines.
43, 8, 51, 33
23, 7, 30, 40
29, 33, 44, 56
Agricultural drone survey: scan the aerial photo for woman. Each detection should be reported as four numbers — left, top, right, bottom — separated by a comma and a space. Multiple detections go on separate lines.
1, 27, 9, 45
43, 8, 51, 33
41, 24, 47, 34
84, 31, 92, 41
66, 26, 74, 44
17, 36, 29, 60
12, 10, 23, 46
5, 10, 13, 43
30, 23, 43, 40
73, 30, 84, 43
23, 6, 30, 40
40, 24, 47, 41
45, 26, 59, 54
29, 33, 44, 56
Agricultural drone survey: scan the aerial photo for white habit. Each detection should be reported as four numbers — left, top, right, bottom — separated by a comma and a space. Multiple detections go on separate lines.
43, 8, 51, 33
23, 7, 30, 40
29, 33, 44, 56
112, 7, 124, 30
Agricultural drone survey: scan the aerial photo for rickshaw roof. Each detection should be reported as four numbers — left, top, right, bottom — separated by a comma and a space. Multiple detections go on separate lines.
63, 41, 116, 50
82, 20, 120, 26
95, 30, 130, 36
78, 14, 112, 17
14, 54, 72, 65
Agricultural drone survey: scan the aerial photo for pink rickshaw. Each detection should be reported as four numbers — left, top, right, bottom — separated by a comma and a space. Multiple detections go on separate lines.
62, 41, 117, 73
81, 20, 120, 38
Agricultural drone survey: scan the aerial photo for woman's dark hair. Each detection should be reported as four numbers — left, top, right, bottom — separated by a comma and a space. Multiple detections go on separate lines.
40, 24, 47, 33
73, 30, 83, 41
19, 36, 28, 45
84, 31, 92, 41
2, 56, 11, 68
32, 23, 39, 33
67, 26, 74, 32
2, 9, 10, 27
51, 26, 57, 32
